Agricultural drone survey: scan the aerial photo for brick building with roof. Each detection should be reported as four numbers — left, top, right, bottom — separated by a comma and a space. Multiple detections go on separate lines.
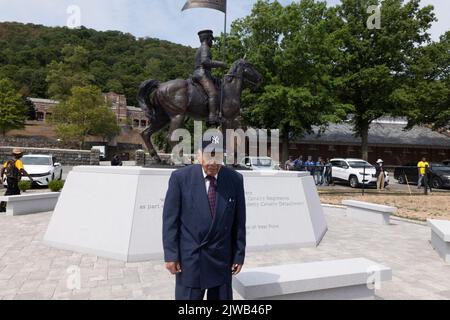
31, 92, 148, 130
290, 118, 450, 165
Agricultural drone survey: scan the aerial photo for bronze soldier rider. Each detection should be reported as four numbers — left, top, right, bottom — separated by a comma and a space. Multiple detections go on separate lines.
193, 30, 228, 126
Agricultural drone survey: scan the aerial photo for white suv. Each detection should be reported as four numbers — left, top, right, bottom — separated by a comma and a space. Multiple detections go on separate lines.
330, 158, 389, 188
239, 156, 280, 171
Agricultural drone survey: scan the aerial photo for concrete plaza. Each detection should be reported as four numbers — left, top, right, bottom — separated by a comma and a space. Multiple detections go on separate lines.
0, 208, 449, 300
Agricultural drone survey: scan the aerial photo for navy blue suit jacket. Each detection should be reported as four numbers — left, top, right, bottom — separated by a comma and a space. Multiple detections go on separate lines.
162, 164, 246, 289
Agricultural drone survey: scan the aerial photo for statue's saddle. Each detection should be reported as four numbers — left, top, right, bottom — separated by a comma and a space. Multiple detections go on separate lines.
187, 77, 223, 104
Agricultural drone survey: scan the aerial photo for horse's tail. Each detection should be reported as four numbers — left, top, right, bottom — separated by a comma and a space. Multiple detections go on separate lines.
137, 79, 160, 121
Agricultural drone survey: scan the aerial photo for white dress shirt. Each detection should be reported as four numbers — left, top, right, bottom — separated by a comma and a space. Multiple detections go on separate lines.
202, 168, 219, 195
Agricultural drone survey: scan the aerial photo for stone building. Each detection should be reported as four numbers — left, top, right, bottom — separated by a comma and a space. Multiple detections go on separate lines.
30, 92, 148, 129
31, 98, 58, 122
290, 118, 450, 165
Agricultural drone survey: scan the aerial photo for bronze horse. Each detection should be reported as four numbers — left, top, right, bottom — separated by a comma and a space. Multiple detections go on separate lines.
137, 59, 263, 162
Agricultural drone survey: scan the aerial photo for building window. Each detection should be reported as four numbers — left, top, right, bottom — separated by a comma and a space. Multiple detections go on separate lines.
133, 119, 140, 128
36, 112, 44, 121
141, 120, 147, 127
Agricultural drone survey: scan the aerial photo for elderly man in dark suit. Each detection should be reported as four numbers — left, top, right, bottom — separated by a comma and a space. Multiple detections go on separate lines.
162, 136, 246, 300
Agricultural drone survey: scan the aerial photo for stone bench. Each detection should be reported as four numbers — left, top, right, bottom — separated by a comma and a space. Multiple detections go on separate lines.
0, 192, 60, 216
428, 219, 450, 263
342, 200, 396, 225
233, 258, 392, 300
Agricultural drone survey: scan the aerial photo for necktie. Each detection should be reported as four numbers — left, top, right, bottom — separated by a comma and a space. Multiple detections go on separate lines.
206, 176, 217, 218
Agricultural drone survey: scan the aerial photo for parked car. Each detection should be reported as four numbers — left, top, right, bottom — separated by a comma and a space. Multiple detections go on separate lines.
394, 162, 450, 189
239, 156, 280, 171
330, 158, 390, 188
3, 154, 63, 187
92, 146, 106, 161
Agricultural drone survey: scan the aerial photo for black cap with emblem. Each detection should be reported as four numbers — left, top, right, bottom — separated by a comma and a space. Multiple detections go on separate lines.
201, 134, 224, 153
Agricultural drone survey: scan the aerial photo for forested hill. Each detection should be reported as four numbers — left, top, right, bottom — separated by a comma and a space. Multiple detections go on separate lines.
0, 22, 195, 105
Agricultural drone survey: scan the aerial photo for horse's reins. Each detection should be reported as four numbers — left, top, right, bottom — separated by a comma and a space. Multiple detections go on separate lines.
224, 73, 259, 86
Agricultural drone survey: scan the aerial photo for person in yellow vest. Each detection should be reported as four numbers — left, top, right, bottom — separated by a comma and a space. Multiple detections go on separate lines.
0, 148, 33, 212
417, 157, 429, 189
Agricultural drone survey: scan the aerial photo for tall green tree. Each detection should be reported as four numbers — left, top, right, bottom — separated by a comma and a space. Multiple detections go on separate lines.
46, 45, 95, 100
226, 0, 350, 161
331, 0, 436, 160
49, 85, 120, 148
0, 78, 28, 135
396, 31, 450, 130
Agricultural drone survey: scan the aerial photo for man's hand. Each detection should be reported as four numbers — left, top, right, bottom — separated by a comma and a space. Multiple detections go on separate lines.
231, 264, 243, 276
165, 262, 181, 275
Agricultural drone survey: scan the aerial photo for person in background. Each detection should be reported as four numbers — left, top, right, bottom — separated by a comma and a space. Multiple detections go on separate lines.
285, 156, 295, 171
111, 154, 123, 167
305, 156, 314, 176
375, 159, 386, 191
0, 148, 33, 212
417, 157, 429, 189
294, 155, 303, 171
315, 157, 324, 185
424, 163, 433, 195
323, 158, 333, 186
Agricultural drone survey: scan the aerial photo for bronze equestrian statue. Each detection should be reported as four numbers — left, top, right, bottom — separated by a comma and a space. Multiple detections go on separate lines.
137, 31, 263, 163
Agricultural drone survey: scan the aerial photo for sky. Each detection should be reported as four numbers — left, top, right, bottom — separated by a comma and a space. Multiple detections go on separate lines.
0, 0, 448, 47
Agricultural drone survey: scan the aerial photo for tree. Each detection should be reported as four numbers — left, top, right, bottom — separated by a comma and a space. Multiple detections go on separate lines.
226, 0, 350, 161
49, 86, 120, 148
46, 45, 95, 100
0, 22, 194, 106
331, 0, 437, 160
397, 31, 450, 130
0, 78, 28, 135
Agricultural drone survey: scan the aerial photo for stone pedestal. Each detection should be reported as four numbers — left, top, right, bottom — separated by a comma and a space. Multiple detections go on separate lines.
428, 219, 450, 263
135, 150, 146, 167
233, 258, 392, 300
44, 167, 327, 262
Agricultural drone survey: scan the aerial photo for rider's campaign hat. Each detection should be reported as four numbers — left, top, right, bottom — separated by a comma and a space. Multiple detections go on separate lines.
198, 29, 214, 40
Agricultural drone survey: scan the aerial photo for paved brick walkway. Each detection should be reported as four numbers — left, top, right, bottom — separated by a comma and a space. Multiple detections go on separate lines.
0, 209, 449, 300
